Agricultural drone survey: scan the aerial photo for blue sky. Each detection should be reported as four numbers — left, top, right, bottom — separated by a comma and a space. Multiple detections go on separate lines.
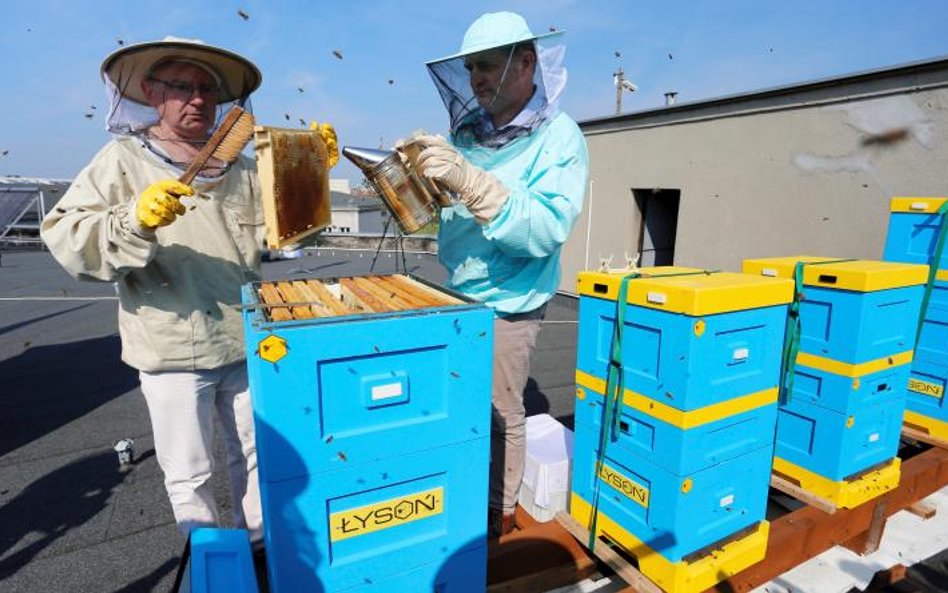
2, 0, 947, 184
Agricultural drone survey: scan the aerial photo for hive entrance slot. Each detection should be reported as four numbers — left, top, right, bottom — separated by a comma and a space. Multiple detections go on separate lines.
593, 283, 609, 294
818, 274, 838, 285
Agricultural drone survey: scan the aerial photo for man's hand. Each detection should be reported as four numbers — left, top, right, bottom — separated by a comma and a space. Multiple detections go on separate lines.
135, 179, 192, 229
310, 121, 339, 168
414, 134, 509, 223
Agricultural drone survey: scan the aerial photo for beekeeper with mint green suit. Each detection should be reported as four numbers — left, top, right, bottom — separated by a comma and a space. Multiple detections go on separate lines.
414, 11, 589, 537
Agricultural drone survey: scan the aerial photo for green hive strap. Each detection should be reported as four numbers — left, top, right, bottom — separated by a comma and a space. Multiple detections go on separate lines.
915, 201, 948, 349
585, 268, 718, 551
778, 259, 857, 403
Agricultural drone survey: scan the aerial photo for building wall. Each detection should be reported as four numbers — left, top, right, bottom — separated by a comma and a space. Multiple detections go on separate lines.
561, 71, 948, 294
329, 209, 385, 234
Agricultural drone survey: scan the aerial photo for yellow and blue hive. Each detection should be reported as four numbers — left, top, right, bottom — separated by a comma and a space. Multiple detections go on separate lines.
570, 266, 792, 593
743, 256, 927, 507
242, 275, 493, 592
883, 197, 948, 441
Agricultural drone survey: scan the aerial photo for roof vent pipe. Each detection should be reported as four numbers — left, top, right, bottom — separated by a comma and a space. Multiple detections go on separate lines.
664, 91, 678, 106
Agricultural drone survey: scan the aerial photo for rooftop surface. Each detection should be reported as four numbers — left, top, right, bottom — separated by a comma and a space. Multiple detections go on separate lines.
0, 248, 578, 593
4, 248, 948, 593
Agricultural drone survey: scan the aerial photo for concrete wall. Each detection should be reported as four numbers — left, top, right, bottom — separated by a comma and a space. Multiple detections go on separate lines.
561, 59, 948, 294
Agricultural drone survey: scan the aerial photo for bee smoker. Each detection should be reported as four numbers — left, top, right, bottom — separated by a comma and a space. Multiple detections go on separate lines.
342, 145, 451, 235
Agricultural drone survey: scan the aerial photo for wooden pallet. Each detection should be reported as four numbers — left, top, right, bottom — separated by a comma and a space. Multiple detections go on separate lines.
495, 445, 948, 593
701, 444, 948, 592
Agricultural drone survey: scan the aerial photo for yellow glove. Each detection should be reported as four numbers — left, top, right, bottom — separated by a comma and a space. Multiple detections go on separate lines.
135, 179, 192, 229
310, 121, 339, 169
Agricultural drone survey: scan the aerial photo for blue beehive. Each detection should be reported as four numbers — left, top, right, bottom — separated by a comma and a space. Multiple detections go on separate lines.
790, 358, 912, 415
576, 268, 793, 410
883, 197, 948, 269
571, 421, 772, 563
915, 279, 948, 366
243, 274, 493, 592
905, 358, 948, 441
743, 257, 927, 364
774, 395, 905, 481
573, 376, 778, 475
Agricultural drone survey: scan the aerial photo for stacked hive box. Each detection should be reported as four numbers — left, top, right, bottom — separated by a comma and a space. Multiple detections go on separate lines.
743, 257, 927, 508
242, 274, 493, 592
570, 267, 793, 593
883, 197, 948, 441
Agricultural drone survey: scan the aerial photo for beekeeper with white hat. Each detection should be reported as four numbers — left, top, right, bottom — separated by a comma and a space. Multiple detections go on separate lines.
414, 12, 589, 537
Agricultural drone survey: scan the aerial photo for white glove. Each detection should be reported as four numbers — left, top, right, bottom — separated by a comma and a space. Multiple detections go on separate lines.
414, 134, 509, 223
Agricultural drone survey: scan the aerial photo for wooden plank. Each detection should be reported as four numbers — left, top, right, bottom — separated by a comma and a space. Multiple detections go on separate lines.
906, 501, 937, 520
351, 276, 413, 310
304, 279, 352, 316
487, 507, 597, 592
709, 446, 948, 592
863, 564, 908, 591
340, 277, 394, 312
769, 474, 838, 514
291, 281, 330, 317
275, 281, 315, 320
555, 512, 663, 593
373, 275, 437, 308
387, 274, 464, 306
379, 274, 444, 306
257, 283, 293, 321
903, 426, 948, 449
841, 501, 888, 556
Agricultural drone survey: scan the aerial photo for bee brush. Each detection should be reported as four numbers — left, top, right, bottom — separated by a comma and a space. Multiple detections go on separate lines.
179, 105, 256, 185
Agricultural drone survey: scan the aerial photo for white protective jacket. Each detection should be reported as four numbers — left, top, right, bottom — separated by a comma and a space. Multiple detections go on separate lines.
41, 135, 264, 372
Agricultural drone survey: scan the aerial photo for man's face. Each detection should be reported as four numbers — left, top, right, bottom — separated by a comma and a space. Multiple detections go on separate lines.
464, 46, 535, 120
142, 62, 220, 139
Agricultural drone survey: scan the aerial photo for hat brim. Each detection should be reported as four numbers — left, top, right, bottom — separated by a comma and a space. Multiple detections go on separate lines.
101, 40, 262, 105
426, 29, 563, 66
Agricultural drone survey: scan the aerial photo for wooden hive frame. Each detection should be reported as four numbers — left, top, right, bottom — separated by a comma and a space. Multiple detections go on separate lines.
254, 125, 332, 249
254, 274, 464, 322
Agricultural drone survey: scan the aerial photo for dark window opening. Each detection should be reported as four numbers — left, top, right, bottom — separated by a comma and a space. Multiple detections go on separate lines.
632, 188, 680, 267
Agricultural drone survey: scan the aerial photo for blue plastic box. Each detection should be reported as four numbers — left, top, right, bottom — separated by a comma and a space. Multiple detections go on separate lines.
743, 257, 927, 364
259, 437, 488, 593
189, 528, 259, 593
242, 278, 493, 484
906, 358, 948, 423
883, 197, 948, 269
570, 421, 772, 562
573, 375, 777, 475
775, 395, 904, 481
915, 285, 948, 366
790, 359, 912, 415
576, 268, 792, 411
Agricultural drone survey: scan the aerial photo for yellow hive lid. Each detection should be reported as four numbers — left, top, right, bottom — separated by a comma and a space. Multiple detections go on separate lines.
890, 197, 947, 214
576, 267, 794, 315
742, 256, 929, 291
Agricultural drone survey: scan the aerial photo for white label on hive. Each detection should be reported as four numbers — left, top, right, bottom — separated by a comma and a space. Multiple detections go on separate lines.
647, 291, 667, 305
761, 268, 778, 277
911, 202, 929, 211
720, 494, 735, 507
869, 432, 880, 442
733, 348, 749, 361
371, 382, 403, 401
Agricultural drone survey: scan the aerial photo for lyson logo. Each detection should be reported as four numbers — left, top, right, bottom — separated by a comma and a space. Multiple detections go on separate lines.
909, 378, 945, 399
598, 463, 650, 508
329, 487, 443, 541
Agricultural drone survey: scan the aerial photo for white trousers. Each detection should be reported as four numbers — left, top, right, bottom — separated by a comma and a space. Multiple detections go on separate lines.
139, 361, 262, 542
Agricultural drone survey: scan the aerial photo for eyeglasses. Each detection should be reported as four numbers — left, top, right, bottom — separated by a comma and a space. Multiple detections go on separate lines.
147, 77, 221, 100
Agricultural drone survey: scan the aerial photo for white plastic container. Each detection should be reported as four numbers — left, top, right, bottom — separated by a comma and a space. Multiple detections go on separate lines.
518, 414, 574, 522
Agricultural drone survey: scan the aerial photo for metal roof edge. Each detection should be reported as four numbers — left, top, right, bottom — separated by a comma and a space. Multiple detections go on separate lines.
579, 54, 948, 134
